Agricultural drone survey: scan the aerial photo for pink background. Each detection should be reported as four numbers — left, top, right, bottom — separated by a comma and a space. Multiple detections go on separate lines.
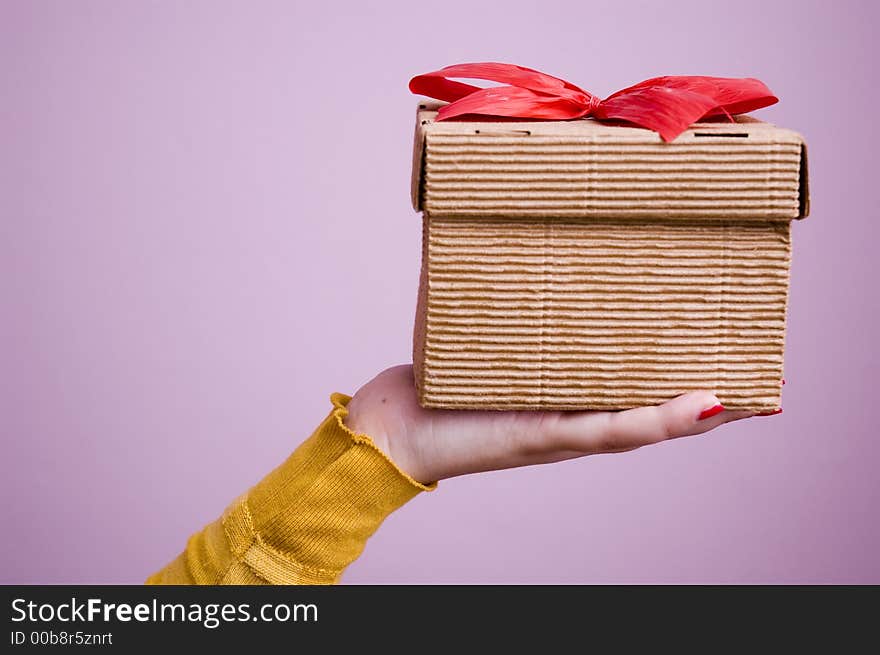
2, 0, 878, 584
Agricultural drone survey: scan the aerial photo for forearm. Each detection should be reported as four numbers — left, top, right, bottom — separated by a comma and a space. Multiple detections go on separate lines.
147, 393, 434, 585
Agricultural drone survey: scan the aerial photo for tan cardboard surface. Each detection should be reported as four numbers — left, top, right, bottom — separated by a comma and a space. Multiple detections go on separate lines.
414, 216, 790, 411
410, 102, 806, 411
413, 103, 807, 221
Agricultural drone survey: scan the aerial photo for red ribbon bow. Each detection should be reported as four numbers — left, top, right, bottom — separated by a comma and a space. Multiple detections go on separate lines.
409, 63, 778, 142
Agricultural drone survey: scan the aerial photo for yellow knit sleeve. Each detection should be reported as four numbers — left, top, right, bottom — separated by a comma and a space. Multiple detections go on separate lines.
146, 393, 435, 585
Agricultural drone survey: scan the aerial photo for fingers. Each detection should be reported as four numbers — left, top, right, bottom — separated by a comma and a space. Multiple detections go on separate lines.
542, 392, 754, 455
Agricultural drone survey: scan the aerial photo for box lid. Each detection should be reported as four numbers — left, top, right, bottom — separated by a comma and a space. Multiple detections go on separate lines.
411, 101, 809, 220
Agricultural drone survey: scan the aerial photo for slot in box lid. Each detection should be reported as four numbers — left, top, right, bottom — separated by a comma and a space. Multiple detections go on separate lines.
411, 101, 809, 221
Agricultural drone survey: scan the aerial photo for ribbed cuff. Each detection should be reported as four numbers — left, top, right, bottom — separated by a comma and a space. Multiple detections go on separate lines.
237, 393, 435, 583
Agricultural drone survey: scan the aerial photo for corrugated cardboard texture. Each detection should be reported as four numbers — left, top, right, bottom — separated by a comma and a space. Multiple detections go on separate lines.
413, 104, 807, 220
411, 102, 807, 411
414, 216, 790, 411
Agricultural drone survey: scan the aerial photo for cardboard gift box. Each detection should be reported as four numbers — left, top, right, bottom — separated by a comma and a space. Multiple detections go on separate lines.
410, 101, 809, 411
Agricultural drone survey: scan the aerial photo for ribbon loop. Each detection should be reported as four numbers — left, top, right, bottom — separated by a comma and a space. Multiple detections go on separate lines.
409, 63, 778, 142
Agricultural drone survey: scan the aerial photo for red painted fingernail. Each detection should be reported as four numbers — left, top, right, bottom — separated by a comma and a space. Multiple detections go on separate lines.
756, 408, 783, 416
698, 404, 725, 421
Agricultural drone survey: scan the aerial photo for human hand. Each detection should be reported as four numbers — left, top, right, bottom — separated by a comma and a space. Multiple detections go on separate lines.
344, 364, 759, 484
